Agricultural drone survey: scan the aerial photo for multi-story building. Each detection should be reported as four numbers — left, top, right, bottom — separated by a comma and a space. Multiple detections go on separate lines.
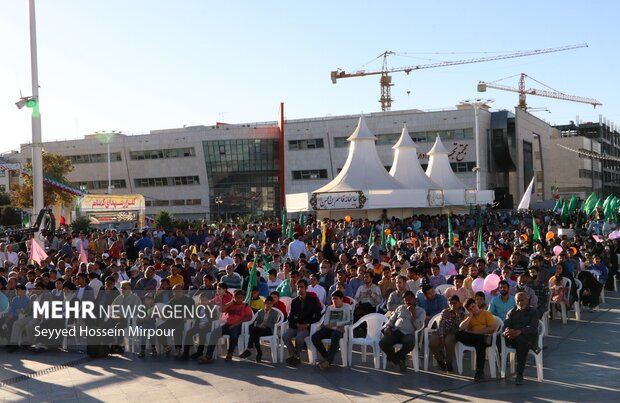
552, 118, 619, 199
18, 106, 558, 219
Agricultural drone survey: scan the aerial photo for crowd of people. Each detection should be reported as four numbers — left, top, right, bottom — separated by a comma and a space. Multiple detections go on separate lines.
0, 207, 617, 386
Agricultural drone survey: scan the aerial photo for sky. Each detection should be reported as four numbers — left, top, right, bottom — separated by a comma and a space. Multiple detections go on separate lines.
0, 0, 617, 154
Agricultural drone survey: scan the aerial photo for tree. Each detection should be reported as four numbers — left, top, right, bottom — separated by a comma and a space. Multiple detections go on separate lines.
11, 152, 75, 209
0, 207, 21, 227
71, 216, 92, 234
154, 210, 173, 229
0, 192, 11, 206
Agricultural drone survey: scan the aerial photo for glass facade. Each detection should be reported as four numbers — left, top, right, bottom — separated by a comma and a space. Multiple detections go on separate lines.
203, 139, 280, 219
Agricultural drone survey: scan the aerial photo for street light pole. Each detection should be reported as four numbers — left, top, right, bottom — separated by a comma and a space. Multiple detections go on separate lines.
107, 142, 112, 194
28, 0, 44, 217
461, 98, 493, 191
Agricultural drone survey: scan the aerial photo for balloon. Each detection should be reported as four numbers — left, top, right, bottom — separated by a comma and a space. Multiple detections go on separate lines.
345, 215, 351, 223
520, 234, 528, 242
385, 228, 391, 235
546, 231, 555, 240
570, 247, 577, 255
483, 274, 501, 293
471, 278, 485, 293
247, 262, 254, 270
553, 245, 563, 256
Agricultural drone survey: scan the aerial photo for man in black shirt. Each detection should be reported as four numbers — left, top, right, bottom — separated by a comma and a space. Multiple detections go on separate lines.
503, 291, 540, 385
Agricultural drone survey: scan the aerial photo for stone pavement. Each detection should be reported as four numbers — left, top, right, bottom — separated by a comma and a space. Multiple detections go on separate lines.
1, 293, 619, 403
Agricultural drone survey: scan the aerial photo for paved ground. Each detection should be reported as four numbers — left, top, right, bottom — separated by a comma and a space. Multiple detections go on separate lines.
1, 291, 619, 403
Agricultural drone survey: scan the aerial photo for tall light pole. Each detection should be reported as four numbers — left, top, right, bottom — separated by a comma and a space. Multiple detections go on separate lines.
28, 0, 44, 217
461, 98, 493, 191
214, 196, 223, 220
95, 131, 118, 194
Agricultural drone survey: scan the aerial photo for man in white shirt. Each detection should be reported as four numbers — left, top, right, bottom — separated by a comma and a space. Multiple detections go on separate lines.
5, 244, 19, 267
288, 233, 306, 263
215, 249, 234, 270
438, 253, 457, 279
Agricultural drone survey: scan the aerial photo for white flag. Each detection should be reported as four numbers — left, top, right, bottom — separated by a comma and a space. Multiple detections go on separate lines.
517, 177, 535, 210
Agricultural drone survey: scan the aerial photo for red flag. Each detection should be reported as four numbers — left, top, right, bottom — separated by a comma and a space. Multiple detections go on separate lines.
79, 241, 88, 263
29, 240, 48, 264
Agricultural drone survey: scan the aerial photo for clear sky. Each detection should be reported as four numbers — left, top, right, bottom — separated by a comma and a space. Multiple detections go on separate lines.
0, 0, 617, 154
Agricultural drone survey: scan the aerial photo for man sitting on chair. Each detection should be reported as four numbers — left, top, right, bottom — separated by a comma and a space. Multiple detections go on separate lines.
311, 290, 352, 370
456, 297, 497, 382
502, 291, 540, 386
379, 290, 425, 372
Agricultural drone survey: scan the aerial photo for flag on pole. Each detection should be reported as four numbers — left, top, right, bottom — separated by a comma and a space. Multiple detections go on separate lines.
29, 240, 48, 265
553, 198, 563, 212
282, 207, 287, 239
388, 235, 397, 248
244, 256, 259, 304
476, 207, 484, 258
288, 222, 295, 241
299, 214, 305, 229
79, 241, 88, 264
582, 192, 596, 213
448, 212, 454, 247
532, 216, 540, 241
517, 177, 535, 210
381, 223, 387, 250
321, 222, 327, 248
560, 199, 568, 222
567, 195, 578, 214
367, 226, 375, 248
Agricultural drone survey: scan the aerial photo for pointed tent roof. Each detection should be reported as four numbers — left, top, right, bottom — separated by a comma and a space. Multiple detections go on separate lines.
314, 115, 403, 193
389, 124, 440, 189
425, 135, 467, 189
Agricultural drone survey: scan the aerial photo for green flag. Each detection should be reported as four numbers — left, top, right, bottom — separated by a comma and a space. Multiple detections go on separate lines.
282, 207, 287, 239
388, 235, 397, 248
560, 199, 568, 221
603, 195, 612, 210
381, 223, 387, 251
288, 222, 295, 240
448, 212, 454, 247
299, 214, 305, 229
244, 255, 259, 304
368, 227, 375, 248
596, 198, 603, 208
532, 216, 540, 241
553, 198, 563, 212
477, 228, 484, 258
567, 195, 578, 214
582, 192, 596, 212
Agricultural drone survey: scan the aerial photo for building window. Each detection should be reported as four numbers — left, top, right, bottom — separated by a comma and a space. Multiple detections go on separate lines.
74, 179, 127, 190
450, 162, 476, 172
288, 138, 324, 150
334, 137, 348, 148
129, 147, 195, 160
292, 169, 328, 180
134, 176, 200, 188
411, 128, 473, 143
67, 153, 122, 164
376, 133, 400, 146
0, 171, 5, 177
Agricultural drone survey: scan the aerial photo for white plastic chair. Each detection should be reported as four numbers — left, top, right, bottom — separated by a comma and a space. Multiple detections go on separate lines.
241, 308, 284, 363
280, 297, 293, 315
306, 321, 349, 367
435, 284, 452, 296
572, 279, 582, 320
500, 320, 544, 381
347, 313, 389, 368
423, 313, 442, 370
455, 316, 503, 378
550, 277, 573, 324
381, 325, 423, 371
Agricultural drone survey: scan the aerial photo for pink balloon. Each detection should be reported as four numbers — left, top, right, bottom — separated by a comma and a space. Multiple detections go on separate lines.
483, 274, 501, 293
553, 245, 563, 256
471, 277, 485, 293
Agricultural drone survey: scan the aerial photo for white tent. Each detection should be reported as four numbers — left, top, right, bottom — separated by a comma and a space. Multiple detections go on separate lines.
314, 115, 403, 192
389, 123, 440, 189
425, 135, 467, 190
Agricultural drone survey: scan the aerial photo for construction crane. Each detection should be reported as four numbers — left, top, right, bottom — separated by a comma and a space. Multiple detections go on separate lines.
331, 43, 588, 112
477, 73, 602, 110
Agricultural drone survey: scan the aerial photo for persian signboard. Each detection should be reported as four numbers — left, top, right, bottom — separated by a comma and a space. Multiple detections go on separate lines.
310, 191, 366, 210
